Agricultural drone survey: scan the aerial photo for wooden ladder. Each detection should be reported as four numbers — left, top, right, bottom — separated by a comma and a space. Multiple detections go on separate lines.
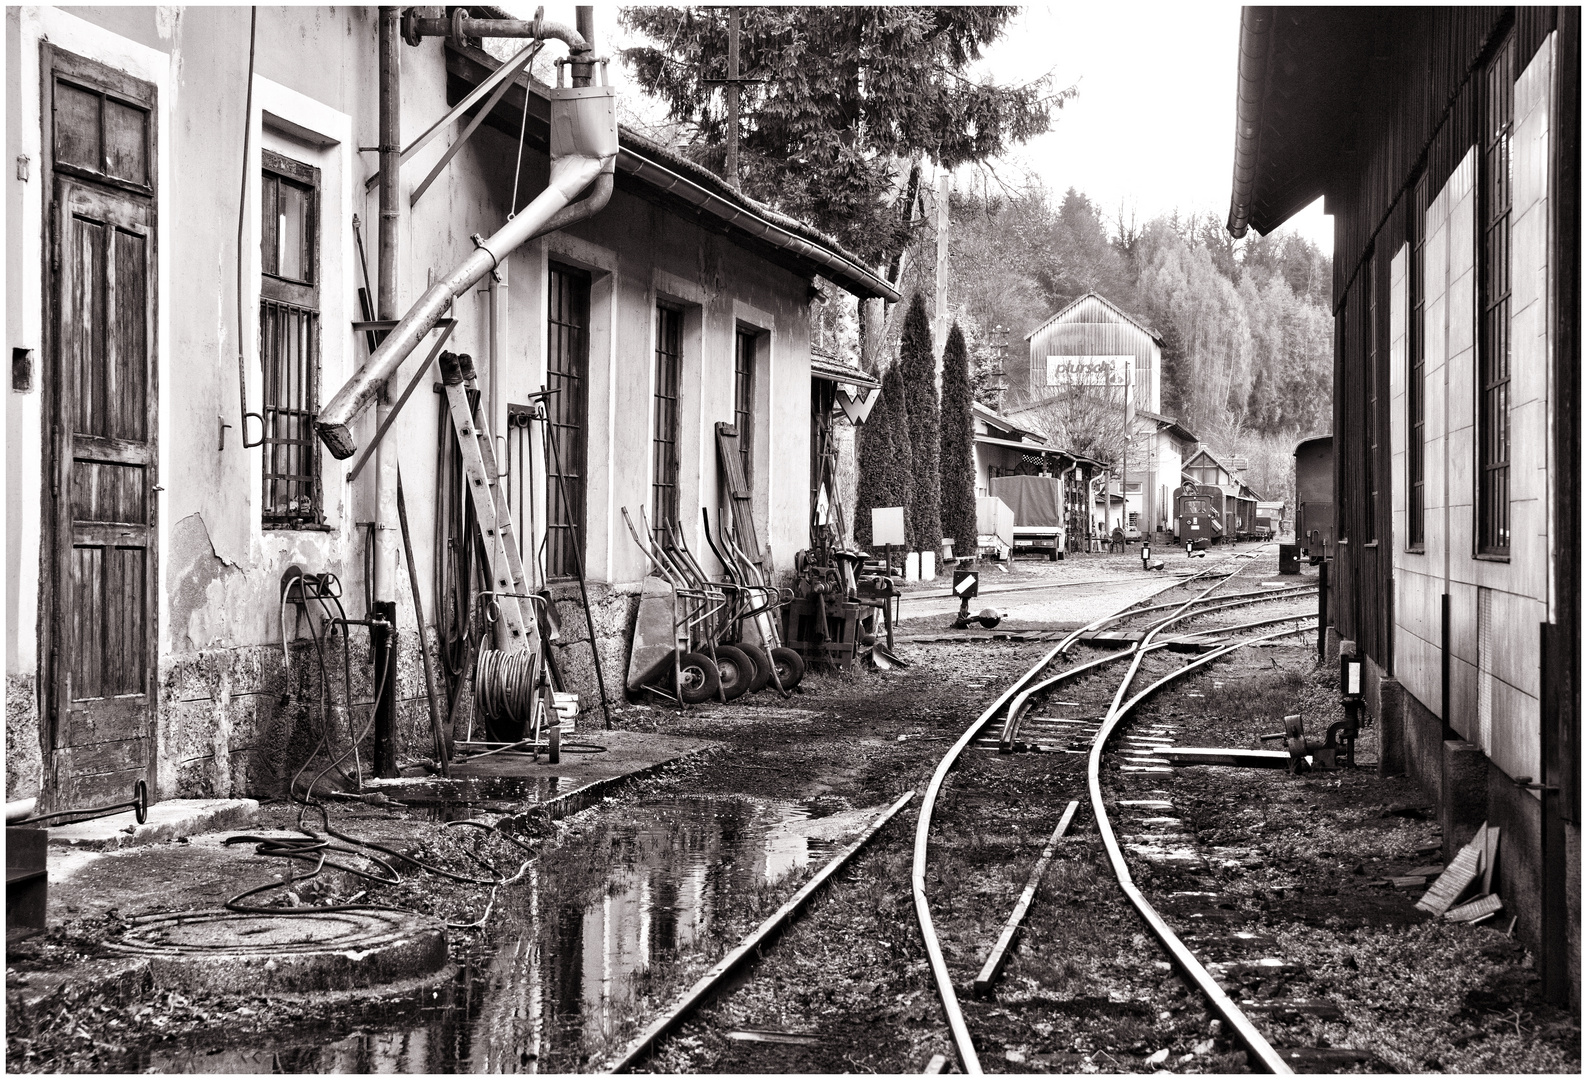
438, 351, 536, 656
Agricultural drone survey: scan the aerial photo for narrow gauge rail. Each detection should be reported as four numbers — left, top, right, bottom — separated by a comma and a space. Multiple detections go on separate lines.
914, 551, 1317, 1074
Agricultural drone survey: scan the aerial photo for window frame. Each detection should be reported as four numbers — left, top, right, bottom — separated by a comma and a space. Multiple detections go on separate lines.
651, 302, 684, 538
733, 326, 757, 492
545, 262, 592, 580
1407, 172, 1428, 552
1364, 244, 1379, 545
258, 147, 324, 530
1476, 27, 1516, 559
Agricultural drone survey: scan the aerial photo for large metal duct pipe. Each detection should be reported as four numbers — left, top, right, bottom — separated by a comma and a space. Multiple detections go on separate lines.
318, 60, 616, 460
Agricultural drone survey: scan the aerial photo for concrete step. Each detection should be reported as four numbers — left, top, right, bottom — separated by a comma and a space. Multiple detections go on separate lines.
45, 799, 260, 851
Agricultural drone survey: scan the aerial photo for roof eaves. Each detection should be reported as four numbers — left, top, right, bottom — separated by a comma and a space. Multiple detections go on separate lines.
1227, 6, 1279, 239
443, 43, 898, 302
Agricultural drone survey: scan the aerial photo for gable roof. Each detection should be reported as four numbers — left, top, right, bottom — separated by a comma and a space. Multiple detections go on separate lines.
444, 44, 898, 302
1023, 292, 1165, 346
1185, 446, 1241, 476
1134, 408, 1198, 444
973, 400, 1045, 442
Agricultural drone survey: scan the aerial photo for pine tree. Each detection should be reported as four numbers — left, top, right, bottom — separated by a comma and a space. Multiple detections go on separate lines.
898, 293, 942, 551
939, 322, 978, 557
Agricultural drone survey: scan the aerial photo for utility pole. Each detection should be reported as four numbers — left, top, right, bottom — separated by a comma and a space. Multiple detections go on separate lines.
726, 7, 741, 187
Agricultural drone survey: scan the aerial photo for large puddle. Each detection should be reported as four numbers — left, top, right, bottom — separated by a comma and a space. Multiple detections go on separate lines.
133, 795, 851, 1073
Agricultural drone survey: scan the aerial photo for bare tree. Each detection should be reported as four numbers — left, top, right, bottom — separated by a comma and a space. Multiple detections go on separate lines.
1006, 385, 1127, 466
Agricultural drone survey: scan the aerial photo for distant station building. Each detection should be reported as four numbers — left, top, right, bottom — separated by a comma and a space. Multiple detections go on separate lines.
971, 402, 1099, 552
1018, 293, 1198, 538
1228, 7, 1580, 1002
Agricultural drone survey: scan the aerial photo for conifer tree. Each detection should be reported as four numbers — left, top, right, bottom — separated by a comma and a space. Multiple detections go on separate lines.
939, 322, 978, 557
853, 379, 894, 548
898, 293, 942, 551
880, 361, 916, 547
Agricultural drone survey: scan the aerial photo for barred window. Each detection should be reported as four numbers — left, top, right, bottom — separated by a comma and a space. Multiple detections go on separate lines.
652, 304, 683, 538
733, 328, 756, 489
545, 264, 590, 579
259, 149, 322, 527
1408, 172, 1428, 550
1478, 29, 1515, 556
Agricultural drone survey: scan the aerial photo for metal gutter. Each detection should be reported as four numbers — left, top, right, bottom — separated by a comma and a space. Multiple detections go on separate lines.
1227, 7, 1278, 238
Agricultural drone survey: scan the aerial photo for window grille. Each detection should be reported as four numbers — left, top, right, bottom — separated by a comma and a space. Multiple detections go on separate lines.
259, 149, 322, 527
1478, 29, 1515, 556
652, 304, 683, 537
1408, 172, 1428, 550
545, 264, 590, 578
734, 328, 756, 489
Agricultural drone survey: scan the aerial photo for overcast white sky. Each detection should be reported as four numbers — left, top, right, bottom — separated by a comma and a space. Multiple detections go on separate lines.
975, 3, 1331, 250
532, 3, 1333, 252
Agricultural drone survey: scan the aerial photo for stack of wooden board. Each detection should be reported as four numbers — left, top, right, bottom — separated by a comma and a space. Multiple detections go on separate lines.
1415, 822, 1502, 924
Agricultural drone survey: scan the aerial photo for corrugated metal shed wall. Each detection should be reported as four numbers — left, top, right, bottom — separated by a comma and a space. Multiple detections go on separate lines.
1330, 8, 1556, 311
1025, 296, 1156, 409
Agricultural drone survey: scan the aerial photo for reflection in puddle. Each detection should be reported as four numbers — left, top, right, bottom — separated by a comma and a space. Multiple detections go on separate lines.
142, 796, 845, 1073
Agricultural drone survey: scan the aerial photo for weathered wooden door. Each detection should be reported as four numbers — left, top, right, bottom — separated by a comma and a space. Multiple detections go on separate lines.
47, 175, 157, 807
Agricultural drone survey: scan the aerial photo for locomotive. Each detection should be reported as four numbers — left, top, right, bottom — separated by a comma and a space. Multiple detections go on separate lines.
1173, 480, 1258, 544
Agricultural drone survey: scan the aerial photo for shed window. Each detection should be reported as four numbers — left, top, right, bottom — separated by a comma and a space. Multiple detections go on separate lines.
546, 264, 590, 578
651, 304, 683, 538
1364, 246, 1378, 544
1408, 173, 1428, 551
1478, 29, 1515, 556
259, 149, 322, 528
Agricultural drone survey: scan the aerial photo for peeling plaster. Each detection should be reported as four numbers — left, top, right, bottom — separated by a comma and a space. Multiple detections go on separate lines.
168, 513, 242, 653
154, 6, 180, 41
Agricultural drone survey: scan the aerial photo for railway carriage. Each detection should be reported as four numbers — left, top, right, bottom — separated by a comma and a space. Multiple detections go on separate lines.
1292, 435, 1334, 564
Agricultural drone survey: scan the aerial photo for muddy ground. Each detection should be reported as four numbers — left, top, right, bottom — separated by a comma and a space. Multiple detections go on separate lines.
6, 550, 1579, 1073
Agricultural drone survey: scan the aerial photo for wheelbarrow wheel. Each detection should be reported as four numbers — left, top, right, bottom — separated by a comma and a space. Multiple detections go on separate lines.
675, 652, 720, 705
713, 645, 754, 701
769, 646, 806, 690
741, 644, 773, 693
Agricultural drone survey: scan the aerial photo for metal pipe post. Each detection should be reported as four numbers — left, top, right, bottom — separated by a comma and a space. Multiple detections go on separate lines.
573, 7, 596, 86
376, 7, 403, 611
371, 601, 399, 778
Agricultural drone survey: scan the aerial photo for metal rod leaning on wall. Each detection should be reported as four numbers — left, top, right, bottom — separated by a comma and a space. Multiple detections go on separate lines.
398, 464, 451, 772
235, 8, 263, 448
534, 392, 611, 728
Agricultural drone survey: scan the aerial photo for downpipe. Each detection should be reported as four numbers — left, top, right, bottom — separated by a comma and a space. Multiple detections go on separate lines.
318, 69, 617, 460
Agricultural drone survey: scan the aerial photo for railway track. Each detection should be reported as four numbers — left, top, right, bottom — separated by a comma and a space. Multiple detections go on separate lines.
598, 550, 1324, 1075
914, 549, 1330, 1074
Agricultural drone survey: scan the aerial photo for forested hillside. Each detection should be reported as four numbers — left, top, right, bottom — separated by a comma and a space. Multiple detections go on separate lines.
945, 184, 1333, 508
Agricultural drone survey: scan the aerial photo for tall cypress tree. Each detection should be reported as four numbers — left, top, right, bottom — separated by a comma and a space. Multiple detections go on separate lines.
898, 294, 942, 550
939, 322, 977, 558
881, 360, 916, 547
853, 376, 894, 548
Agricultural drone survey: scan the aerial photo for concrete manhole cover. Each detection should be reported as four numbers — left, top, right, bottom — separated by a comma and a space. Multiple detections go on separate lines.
110, 909, 448, 994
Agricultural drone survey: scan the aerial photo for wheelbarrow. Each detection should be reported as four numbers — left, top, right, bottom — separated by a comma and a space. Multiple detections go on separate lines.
622, 506, 726, 705
659, 519, 772, 699
703, 508, 805, 693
